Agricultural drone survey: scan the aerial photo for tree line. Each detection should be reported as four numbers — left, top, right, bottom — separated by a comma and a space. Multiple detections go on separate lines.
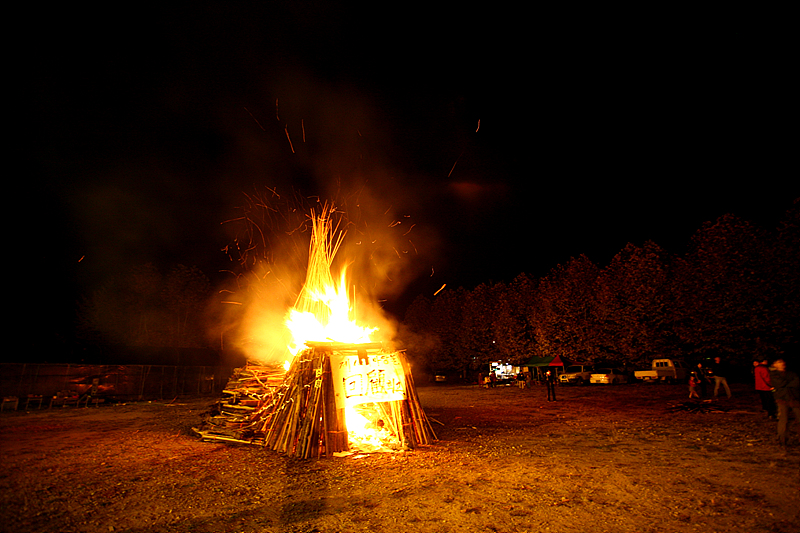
77, 263, 213, 350
399, 204, 799, 378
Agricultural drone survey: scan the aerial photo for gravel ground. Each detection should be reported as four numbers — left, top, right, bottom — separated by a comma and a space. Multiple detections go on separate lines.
1, 381, 798, 532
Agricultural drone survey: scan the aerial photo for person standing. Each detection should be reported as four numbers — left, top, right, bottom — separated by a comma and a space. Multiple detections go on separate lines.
710, 356, 732, 398
770, 359, 800, 447
545, 370, 557, 402
689, 372, 701, 399
753, 359, 776, 418
695, 363, 709, 397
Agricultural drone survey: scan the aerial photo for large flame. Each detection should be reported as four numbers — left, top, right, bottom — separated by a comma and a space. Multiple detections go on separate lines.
283, 207, 404, 451
284, 206, 377, 358
344, 405, 399, 452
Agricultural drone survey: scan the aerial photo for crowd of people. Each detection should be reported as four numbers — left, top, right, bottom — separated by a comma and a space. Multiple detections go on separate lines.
481, 355, 800, 449
756, 358, 800, 448
689, 356, 800, 449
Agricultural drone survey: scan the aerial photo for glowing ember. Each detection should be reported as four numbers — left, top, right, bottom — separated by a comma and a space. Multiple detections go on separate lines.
345, 404, 401, 452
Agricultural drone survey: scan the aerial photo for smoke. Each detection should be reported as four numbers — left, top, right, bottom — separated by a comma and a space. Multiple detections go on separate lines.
212, 182, 439, 363
206, 68, 447, 362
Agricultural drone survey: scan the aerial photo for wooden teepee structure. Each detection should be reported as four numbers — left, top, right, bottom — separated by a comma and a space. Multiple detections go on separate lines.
194, 342, 435, 459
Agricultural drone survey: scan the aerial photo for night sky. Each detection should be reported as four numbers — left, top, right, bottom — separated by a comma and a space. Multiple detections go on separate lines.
32, 6, 796, 348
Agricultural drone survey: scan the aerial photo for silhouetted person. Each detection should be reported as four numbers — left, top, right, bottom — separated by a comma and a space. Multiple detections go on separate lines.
770, 359, 800, 447
545, 370, 557, 402
695, 363, 709, 397
710, 356, 732, 398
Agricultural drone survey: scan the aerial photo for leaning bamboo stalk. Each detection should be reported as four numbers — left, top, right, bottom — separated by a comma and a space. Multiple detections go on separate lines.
300, 354, 324, 458
405, 361, 436, 443
196, 345, 435, 457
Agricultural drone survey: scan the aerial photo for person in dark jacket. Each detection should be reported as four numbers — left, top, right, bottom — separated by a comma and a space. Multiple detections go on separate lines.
770, 359, 800, 447
545, 370, 557, 402
710, 356, 732, 398
695, 362, 709, 397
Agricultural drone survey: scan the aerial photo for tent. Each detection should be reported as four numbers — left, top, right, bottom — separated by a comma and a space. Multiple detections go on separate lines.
522, 355, 566, 368
521, 355, 566, 381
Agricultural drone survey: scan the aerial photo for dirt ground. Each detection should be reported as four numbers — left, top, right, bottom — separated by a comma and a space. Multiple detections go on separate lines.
1, 381, 798, 533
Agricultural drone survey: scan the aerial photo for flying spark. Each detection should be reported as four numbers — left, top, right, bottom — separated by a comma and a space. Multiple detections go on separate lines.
448, 151, 465, 178
285, 125, 295, 153
244, 107, 265, 131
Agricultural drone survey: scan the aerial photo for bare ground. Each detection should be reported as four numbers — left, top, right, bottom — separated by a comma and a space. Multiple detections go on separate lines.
1, 382, 798, 533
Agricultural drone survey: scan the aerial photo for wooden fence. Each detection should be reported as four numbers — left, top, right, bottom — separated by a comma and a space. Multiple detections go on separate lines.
0, 364, 234, 408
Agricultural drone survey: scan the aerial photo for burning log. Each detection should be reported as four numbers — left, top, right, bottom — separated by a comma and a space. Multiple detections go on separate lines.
194, 343, 436, 458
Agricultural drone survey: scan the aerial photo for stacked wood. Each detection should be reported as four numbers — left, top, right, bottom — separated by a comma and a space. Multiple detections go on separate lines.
192, 364, 285, 444
194, 344, 436, 458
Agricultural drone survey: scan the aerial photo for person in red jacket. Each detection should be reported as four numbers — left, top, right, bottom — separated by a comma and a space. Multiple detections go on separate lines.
753, 359, 775, 418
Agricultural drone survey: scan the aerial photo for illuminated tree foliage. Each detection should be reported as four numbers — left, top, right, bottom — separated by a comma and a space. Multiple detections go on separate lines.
595, 241, 677, 364
492, 277, 535, 365
773, 202, 800, 352
401, 203, 800, 372
530, 255, 603, 363
674, 212, 796, 361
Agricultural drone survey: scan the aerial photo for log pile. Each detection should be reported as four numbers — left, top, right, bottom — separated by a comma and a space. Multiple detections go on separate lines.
194, 343, 436, 459
192, 363, 285, 445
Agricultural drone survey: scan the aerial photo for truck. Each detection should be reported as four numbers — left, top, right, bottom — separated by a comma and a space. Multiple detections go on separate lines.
634, 359, 688, 383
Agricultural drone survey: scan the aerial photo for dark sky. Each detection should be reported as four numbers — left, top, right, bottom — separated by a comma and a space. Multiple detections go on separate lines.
34, 5, 796, 337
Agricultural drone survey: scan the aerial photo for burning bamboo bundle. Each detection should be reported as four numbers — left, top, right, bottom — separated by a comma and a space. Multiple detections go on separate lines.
194, 342, 436, 459
197, 205, 435, 456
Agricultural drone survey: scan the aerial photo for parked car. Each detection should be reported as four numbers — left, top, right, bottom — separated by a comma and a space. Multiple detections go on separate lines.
590, 368, 628, 384
559, 364, 595, 385
634, 359, 688, 383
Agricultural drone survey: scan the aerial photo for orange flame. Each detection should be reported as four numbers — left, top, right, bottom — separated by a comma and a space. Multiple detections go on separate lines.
344, 405, 397, 452
284, 206, 377, 358
282, 206, 405, 451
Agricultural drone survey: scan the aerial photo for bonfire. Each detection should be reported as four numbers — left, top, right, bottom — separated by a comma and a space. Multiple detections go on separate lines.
195, 206, 436, 458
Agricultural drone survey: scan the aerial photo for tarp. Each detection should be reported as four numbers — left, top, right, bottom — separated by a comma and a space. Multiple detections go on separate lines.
522, 355, 565, 367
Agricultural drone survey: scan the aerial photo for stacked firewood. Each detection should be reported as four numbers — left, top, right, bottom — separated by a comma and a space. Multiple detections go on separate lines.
192, 363, 285, 444
194, 345, 436, 459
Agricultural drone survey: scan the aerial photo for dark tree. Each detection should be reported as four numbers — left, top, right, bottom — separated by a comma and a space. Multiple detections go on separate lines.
595, 241, 676, 365
674, 214, 776, 363
78, 263, 213, 349
531, 255, 603, 362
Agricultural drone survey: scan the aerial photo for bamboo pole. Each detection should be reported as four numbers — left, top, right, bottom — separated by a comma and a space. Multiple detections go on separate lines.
196, 346, 435, 457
